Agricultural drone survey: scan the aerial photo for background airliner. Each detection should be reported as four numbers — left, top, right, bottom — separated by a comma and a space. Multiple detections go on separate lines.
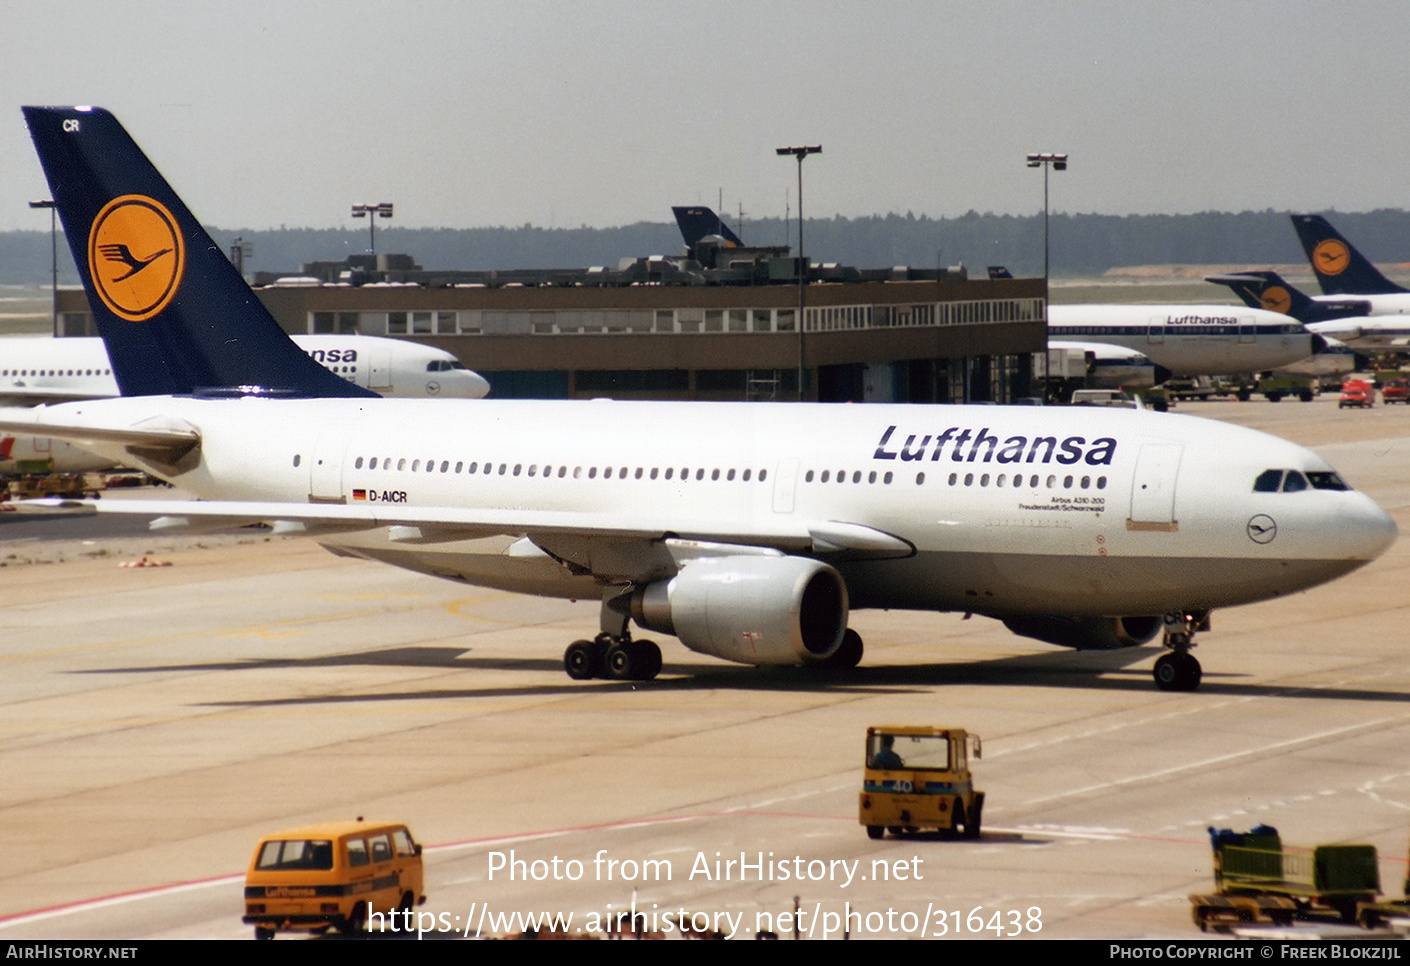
0, 335, 489, 474
1206, 270, 1410, 352
0, 334, 490, 405
1293, 213, 1410, 304
4, 106, 1394, 694
1046, 304, 1322, 378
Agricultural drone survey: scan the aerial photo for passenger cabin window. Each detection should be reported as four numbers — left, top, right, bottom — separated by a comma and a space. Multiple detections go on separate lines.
256, 839, 334, 871
346, 838, 370, 867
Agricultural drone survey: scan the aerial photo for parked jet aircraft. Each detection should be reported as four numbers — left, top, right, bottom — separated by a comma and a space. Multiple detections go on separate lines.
1292, 214, 1410, 302
1206, 271, 1371, 326
1206, 270, 1410, 352
5, 106, 1395, 693
0, 335, 490, 473
1046, 305, 1322, 378
672, 206, 744, 249
0, 334, 491, 406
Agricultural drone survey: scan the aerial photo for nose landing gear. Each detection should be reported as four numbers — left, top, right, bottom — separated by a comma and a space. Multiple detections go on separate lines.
1153, 611, 1207, 692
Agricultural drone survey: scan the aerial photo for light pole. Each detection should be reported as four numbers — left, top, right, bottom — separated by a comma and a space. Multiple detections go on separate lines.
350, 202, 394, 256
29, 199, 57, 336
1026, 153, 1067, 400
229, 236, 252, 279
776, 145, 820, 400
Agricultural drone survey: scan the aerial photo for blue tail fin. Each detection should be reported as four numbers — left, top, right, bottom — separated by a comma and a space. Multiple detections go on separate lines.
23, 106, 376, 399
671, 206, 744, 248
1204, 270, 1370, 324
986, 266, 1014, 280
1291, 213, 1409, 297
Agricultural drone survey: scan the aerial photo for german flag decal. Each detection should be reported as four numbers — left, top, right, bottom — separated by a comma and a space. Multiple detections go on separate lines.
87, 194, 185, 321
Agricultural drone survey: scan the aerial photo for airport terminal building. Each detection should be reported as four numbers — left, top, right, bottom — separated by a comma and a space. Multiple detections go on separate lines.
55, 261, 1045, 404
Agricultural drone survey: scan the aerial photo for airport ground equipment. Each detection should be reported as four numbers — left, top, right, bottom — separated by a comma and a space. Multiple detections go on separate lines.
243, 820, 426, 939
1166, 375, 1319, 403
1378, 377, 1409, 404
1190, 826, 1379, 930
858, 726, 983, 840
1355, 829, 1410, 928
1340, 378, 1376, 409
3, 472, 95, 500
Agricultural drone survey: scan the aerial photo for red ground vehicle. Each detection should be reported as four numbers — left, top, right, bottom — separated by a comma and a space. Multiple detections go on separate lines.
1380, 379, 1409, 404
1339, 380, 1375, 409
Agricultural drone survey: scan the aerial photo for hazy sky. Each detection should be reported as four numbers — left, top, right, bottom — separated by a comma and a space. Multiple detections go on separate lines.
2, 0, 1408, 232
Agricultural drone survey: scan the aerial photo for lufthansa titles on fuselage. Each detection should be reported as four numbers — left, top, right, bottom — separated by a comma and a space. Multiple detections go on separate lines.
1164, 314, 1238, 326
872, 425, 1117, 466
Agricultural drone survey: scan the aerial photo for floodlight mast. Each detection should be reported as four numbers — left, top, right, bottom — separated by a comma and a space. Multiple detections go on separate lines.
776, 146, 821, 401
350, 202, 394, 255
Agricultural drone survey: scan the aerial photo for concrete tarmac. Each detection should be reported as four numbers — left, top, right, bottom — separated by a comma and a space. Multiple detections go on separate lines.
1, 396, 1408, 940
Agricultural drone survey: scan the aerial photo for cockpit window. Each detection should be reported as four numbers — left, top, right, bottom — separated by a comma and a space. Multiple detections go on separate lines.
1253, 470, 1283, 492
1306, 471, 1349, 491
1255, 468, 1352, 493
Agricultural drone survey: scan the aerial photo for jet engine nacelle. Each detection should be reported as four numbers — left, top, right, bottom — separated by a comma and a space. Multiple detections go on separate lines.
631, 555, 848, 665
1001, 615, 1162, 650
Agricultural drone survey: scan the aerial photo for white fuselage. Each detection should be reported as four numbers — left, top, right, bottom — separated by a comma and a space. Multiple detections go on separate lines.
1048, 305, 1318, 377
35, 396, 1394, 619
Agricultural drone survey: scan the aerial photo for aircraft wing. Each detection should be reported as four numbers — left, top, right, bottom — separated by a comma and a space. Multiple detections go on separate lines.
21, 497, 915, 579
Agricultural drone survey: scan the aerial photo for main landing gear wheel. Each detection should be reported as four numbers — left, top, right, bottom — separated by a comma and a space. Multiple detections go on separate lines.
1153, 652, 1202, 692
564, 639, 602, 680
606, 639, 662, 682
565, 635, 661, 681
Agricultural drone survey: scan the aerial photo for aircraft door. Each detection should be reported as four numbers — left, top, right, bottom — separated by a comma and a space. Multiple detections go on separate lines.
1147, 316, 1164, 344
367, 342, 393, 391
1128, 443, 1182, 531
772, 458, 799, 513
1238, 315, 1256, 344
309, 431, 350, 503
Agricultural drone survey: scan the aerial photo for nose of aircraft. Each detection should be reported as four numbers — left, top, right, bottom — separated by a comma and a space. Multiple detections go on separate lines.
463, 370, 492, 398
1339, 492, 1398, 562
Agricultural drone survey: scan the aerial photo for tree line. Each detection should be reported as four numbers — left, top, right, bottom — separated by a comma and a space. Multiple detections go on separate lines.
4, 209, 1410, 287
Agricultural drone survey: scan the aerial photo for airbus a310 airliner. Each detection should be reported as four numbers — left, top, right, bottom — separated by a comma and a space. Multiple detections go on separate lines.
2, 107, 1395, 692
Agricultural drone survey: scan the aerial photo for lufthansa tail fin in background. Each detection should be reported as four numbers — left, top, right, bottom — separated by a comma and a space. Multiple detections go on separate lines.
23, 106, 376, 399
672, 206, 744, 248
1291, 213, 1409, 297
1204, 270, 1371, 324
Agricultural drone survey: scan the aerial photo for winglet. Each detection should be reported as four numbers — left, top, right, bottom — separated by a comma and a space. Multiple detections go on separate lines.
1291, 213, 1409, 297
22, 106, 376, 399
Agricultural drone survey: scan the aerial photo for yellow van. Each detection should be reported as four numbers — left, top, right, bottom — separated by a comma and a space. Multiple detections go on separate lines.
243, 820, 426, 939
